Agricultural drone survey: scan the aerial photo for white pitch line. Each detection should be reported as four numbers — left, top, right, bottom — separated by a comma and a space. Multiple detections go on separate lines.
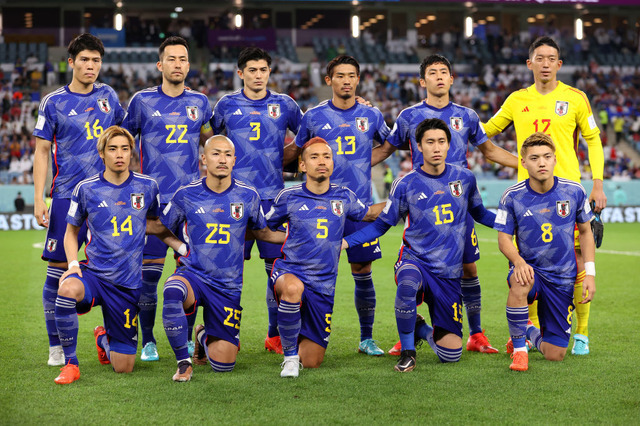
478, 238, 640, 257
32, 243, 44, 249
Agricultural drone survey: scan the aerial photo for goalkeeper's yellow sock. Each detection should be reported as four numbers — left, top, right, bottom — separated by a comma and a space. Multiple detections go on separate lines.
528, 300, 540, 329
574, 270, 589, 336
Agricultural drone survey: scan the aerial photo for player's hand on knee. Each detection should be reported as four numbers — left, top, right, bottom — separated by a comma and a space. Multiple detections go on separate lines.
60, 262, 82, 283
580, 276, 595, 304
513, 261, 534, 286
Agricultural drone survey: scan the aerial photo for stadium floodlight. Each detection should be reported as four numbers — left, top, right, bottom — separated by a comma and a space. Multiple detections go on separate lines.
235, 13, 243, 28
175, 7, 183, 13
114, 12, 123, 31
352, 15, 360, 38
464, 16, 473, 38
575, 18, 583, 40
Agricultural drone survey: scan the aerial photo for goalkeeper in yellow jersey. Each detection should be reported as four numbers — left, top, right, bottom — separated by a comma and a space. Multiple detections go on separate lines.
483, 36, 606, 356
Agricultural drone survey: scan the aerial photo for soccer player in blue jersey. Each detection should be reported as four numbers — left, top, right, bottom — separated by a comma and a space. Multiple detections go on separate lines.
160, 136, 285, 381
495, 132, 596, 372
283, 55, 391, 356
122, 36, 214, 361
33, 33, 125, 366
371, 54, 517, 355
53, 126, 182, 384
344, 119, 496, 372
268, 138, 383, 377
212, 47, 303, 355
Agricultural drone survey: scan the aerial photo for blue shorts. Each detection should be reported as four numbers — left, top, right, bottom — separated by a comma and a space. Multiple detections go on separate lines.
395, 259, 463, 338
73, 269, 141, 355
42, 198, 88, 262
463, 213, 480, 264
244, 199, 284, 261
270, 269, 334, 349
344, 218, 382, 264
509, 268, 574, 348
173, 269, 242, 347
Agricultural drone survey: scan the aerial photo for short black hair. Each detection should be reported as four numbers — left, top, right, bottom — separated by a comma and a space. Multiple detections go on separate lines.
237, 47, 272, 70
326, 55, 360, 78
159, 36, 189, 60
419, 54, 452, 80
529, 36, 561, 59
68, 33, 105, 60
415, 118, 451, 145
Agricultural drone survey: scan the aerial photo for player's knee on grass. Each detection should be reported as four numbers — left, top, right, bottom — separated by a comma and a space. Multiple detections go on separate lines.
462, 262, 477, 278
110, 352, 136, 373
541, 342, 567, 361
299, 338, 325, 368
58, 278, 85, 301
207, 338, 238, 366
433, 327, 462, 350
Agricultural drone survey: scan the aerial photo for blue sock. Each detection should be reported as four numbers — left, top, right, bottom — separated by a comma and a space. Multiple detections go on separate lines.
507, 306, 529, 350
55, 295, 79, 365
210, 360, 235, 373
139, 264, 163, 346
97, 333, 111, 362
436, 344, 462, 363
43, 266, 65, 346
395, 265, 421, 351
526, 323, 543, 352
186, 306, 197, 344
265, 262, 279, 338
162, 279, 189, 361
277, 300, 301, 357
416, 321, 437, 353
461, 276, 482, 335
353, 272, 376, 341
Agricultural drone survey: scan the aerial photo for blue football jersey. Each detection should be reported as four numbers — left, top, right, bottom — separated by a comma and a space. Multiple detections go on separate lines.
212, 89, 302, 200
33, 84, 125, 199
495, 177, 593, 287
294, 100, 390, 205
122, 86, 214, 204
266, 183, 368, 296
161, 178, 265, 292
67, 172, 160, 289
379, 165, 486, 279
387, 101, 487, 169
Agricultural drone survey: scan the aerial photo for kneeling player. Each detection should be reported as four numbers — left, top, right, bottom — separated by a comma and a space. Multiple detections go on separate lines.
160, 136, 285, 382
344, 118, 496, 372
54, 127, 182, 384
266, 138, 383, 377
496, 132, 596, 371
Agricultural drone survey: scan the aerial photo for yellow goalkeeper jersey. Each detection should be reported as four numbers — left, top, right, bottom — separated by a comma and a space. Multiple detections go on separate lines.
483, 81, 604, 182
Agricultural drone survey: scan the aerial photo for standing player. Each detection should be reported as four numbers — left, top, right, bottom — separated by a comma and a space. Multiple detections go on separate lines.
371, 54, 517, 355
483, 36, 606, 355
283, 55, 391, 356
33, 33, 125, 366
344, 119, 497, 372
496, 133, 595, 371
267, 138, 383, 377
53, 126, 179, 384
160, 136, 285, 381
212, 47, 302, 355
122, 36, 214, 361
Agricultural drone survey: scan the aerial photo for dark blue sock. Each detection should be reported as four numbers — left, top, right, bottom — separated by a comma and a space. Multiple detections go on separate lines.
43, 266, 65, 346
210, 360, 235, 373
416, 321, 437, 353
55, 295, 79, 365
265, 262, 279, 338
395, 265, 421, 351
436, 344, 462, 363
277, 300, 301, 357
526, 323, 543, 352
97, 333, 111, 361
162, 279, 189, 361
461, 276, 482, 335
139, 264, 163, 346
353, 272, 376, 341
507, 306, 529, 350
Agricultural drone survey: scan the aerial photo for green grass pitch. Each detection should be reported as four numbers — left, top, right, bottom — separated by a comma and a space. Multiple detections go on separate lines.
1, 223, 639, 424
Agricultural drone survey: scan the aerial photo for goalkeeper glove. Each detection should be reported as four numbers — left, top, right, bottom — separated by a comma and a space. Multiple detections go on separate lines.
590, 200, 603, 248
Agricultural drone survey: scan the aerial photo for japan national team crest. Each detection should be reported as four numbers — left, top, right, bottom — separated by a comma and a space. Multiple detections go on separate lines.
231, 203, 244, 220
331, 200, 344, 216
555, 101, 569, 116
268, 103, 281, 119
356, 117, 369, 132
131, 193, 145, 210
450, 117, 463, 131
46, 238, 57, 253
556, 200, 570, 217
186, 106, 199, 122
97, 98, 111, 113
449, 180, 463, 197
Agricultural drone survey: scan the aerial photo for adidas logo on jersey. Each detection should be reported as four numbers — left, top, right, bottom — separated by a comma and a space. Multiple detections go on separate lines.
152, 110, 161, 117
68, 109, 78, 116
522, 106, 530, 112
524, 210, 533, 217
299, 204, 309, 211
195, 207, 206, 214
322, 123, 332, 130
98, 201, 108, 208
418, 192, 428, 200
233, 109, 242, 115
